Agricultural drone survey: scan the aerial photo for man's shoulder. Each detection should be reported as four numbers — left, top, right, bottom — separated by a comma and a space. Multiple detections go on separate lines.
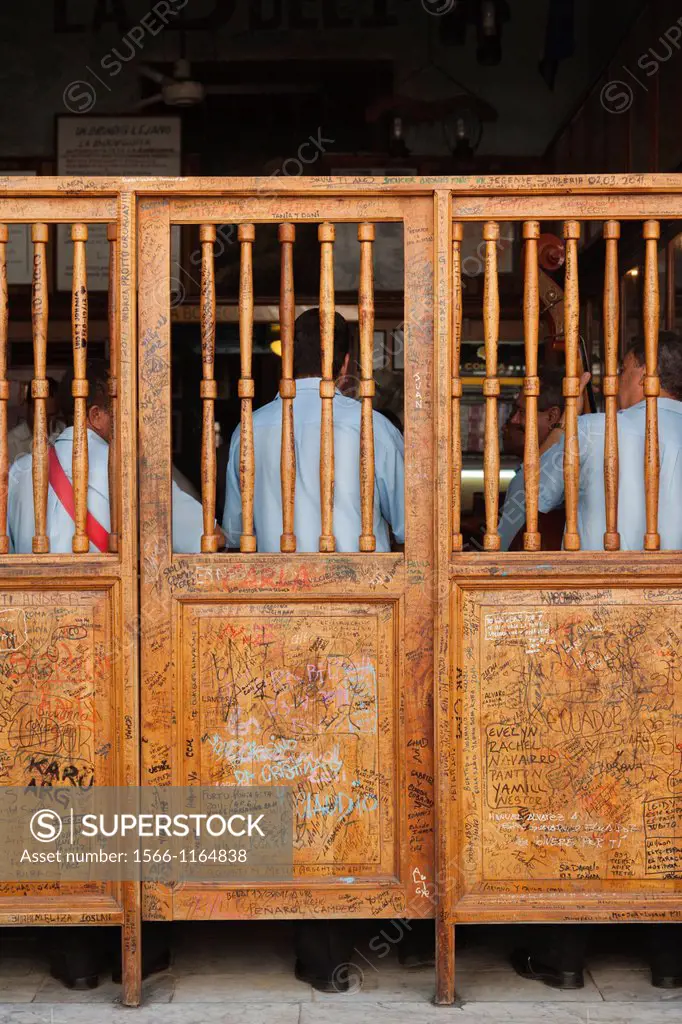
372, 409, 404, 451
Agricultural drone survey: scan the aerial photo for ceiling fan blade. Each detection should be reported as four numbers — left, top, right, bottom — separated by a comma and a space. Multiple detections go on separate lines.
138, 64, 171, 86
204, 83, 318, 95
133, 93, 164, 110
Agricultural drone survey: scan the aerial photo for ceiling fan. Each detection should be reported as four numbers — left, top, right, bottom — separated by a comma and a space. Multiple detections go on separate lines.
135, 57, 317, 110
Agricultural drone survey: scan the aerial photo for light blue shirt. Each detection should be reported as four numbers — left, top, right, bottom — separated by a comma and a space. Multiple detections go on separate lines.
8, 426, 205, 554
223, 378, 405, 553
498, 464, 525, 551
538, 398, 682, 550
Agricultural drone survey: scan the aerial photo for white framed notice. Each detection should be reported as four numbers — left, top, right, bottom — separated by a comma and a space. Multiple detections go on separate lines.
56, 116, 182, 291
3, 171, 37, 285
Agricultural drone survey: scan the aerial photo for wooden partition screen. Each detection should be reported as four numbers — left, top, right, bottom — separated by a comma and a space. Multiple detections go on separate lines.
0, 187, 140, 1005
435, 182, 682, 1004
137, 190, 436, 925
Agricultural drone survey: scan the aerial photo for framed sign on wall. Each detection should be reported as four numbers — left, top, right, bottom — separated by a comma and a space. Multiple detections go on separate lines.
56, 115, 182, 290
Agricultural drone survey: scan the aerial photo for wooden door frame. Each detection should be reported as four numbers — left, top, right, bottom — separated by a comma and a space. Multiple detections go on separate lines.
137, 190, 438, 924
0, 189, 141, 1006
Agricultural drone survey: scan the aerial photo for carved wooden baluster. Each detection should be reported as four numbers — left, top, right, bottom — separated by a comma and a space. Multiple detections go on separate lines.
603, 221, 621, 551
643, 219, 661, 551
522, 221, 541, 551
31, 224, 50, 553
318, 222, 336, 552
71, 223, 89, 553
238, 224, 257, 553
358, 223, 376, 552
562, 220, 581, 551
0, 226, 8, 554
107, 224, 119, 553
482, 221, 501, 551
200, 225, 219, 553
451, 223, 463, 553
279, 223, 297, 553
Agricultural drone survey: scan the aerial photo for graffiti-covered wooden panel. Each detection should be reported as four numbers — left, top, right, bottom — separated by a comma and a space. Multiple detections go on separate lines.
180, 602, 397, 877
138, 194, 436, 921
454, 585, 682, 910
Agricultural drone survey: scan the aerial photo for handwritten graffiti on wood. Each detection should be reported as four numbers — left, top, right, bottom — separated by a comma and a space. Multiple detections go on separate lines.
460, 590, 682, 888
180, 602, 397, 876
0, 595, 110, 789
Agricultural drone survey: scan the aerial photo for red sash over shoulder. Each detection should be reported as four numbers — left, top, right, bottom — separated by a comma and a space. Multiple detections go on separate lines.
47, 446, 109, 553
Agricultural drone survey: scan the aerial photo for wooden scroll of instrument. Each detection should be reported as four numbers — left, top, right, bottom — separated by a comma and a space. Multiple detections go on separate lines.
451, 222, 463, 553
107, 224, 120, 553
358, 222, 376, 552
200, 224, 219, 553
278, 223, 297, 553
522, 221, 541, 551
238, 224, 257, 553
31, 223, 50, 553
603, 221, 621, 551
71, 224, 90, 553
482, 221, 501, 551
318, 222, 336, 553
0, 226, 8, 555
562, 220, 581, 551
643, 219, 661, 551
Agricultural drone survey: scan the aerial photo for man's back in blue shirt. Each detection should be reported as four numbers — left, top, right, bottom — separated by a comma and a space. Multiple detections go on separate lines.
223, 378, 405, 553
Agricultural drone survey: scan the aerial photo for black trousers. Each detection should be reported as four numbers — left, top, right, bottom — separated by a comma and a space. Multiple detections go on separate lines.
523, 924, 682, 975
294, 921, 354, 978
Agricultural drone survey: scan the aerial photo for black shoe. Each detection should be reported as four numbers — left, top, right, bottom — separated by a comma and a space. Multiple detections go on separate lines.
295, 957, 350, 993
49, 964, 99, 991
652, 973, 682, 989
510, 948, 584, 990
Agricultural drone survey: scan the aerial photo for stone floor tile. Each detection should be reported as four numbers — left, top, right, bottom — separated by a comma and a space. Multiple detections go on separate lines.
455, 967, 602, 1003
171, 971, 310, 1003
0, 1006, 301, 1024
590, 967, 682, 1003
311, 961, 435, 1002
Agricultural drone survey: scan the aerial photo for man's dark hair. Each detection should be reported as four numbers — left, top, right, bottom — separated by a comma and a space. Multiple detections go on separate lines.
293, 308, 350, 379
537, 366, 565, 412
57, 359, 110, 422
627, 330, 682, 400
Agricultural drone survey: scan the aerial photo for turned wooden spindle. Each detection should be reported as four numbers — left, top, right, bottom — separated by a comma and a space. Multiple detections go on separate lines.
238, 224, 257, 553
562, 220, 581, 552
71, 224, 90, 553
0, 226, 8, 555
279, 223, 297, 553
522, 221, 541, 551
31, 223, 50, 553
451, 223, 463, 553
603, 221, 621, 551
643, 219, 661, 551
482, 222, 501, 551
318, 222, 336, 553
200, 225, 219, 553
358, 223, 376, 552
107, 224, 120, 553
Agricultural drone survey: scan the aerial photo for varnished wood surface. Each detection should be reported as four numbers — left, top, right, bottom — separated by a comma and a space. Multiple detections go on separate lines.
238, 224, 256, 554
521, 222, 541, 551
200, 225, 219, 554
450, 223, 463, 555
643, 220, 661, 551
358, 223, 376, 553
603, 222, 620, 551
30, 225, 49, 554
0, 226, 8, 556
107, 224, 120, 554
278, 223, 297, 553
562, 221, 581, 551
70, 224, 89, 554
318, 222, 336, 553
